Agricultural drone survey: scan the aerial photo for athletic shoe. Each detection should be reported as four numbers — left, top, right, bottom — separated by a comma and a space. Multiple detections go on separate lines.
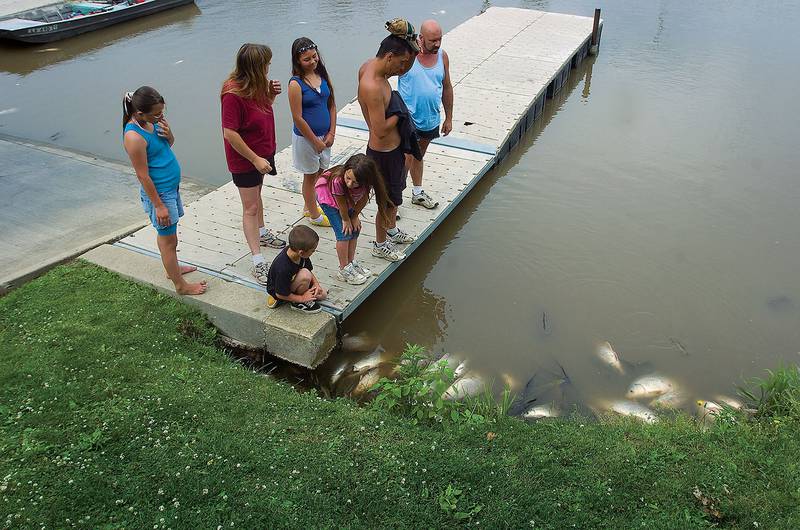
291, 300, 322, 314
386, 228, 416, 244
371, 241, 406, 262
309, 214, 331, 227
411, 190, 439, 209
259, 229, 286, 249
336, 263, 368, 285
352, 260, 372, 277
250, 261, 269, 286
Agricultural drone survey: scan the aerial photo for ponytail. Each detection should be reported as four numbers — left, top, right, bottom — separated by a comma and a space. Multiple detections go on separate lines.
122, 86, 165, 129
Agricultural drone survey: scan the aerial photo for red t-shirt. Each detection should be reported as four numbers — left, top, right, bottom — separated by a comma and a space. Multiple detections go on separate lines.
221, 91, 276, 174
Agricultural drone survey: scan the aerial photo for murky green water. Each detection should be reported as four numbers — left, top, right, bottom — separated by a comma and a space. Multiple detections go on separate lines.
2, 1, 799, 414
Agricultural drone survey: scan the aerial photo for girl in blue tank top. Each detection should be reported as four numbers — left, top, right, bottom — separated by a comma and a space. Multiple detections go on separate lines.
288, 37, 337, 228
122, 86, 206, 295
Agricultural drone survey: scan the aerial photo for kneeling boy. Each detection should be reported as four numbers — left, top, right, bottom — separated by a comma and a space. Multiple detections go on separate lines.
266, 225, 328, 314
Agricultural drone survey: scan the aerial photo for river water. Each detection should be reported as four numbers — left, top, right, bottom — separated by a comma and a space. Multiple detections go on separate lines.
2, 1, 799, 413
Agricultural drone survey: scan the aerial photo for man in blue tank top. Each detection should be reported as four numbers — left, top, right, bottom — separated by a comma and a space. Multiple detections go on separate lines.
398, 19, 454, 210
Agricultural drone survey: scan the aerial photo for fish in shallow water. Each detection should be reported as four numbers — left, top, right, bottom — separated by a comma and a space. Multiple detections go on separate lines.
523, 403, 559, 419
443, 374, 485, 400
627, 375, 674, 399
714, 395, 744, 409
650, 391, 684, 409
596, 341, 625, 374
352, 346, 384, 372
436, 352, 468, 379
352, 368, 381, 396
609, 400, 659, 423
341, 332, 376, 353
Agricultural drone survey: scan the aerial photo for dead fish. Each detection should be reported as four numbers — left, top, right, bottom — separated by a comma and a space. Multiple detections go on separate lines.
0, 108, 18, 116
34, 47, 60, 53
329, 363, 351, 386
596, 341, 624, 374
352, 368, 381, 396
436, 352, 467, 379
443, 374, 485, 400
714, 395, 743, 409
650, 391, 684, 409
341, 332, 376, 353
609, 400, 659, 423
627, 375, 674, 399
352, 346, 384, 372
523, 403, 559, 419
696, 399, 724, 422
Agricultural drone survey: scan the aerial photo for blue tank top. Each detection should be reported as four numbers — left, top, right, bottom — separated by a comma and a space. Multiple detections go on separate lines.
290, 76, 331, 137
124, 122, 181, 193
398, 50, 445, 132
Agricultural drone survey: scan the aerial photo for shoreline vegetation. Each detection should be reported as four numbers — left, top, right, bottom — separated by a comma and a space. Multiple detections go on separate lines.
1, 263, 799, 528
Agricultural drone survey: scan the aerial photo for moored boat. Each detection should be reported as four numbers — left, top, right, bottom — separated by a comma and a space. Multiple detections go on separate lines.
0, 0, 195, 43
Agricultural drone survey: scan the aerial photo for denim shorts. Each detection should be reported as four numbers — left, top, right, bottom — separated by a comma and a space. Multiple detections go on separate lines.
140, 186, 184, 236
320, 203, 359, 242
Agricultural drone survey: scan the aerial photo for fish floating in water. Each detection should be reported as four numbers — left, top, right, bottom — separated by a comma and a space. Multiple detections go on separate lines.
352, 347, 383, 372
596, 341, 625, 374
523, 403, 559, 419
627, 375, 674, 399
443, 374, 485, 401
650, 391, 684, 409
609, 400, 659, 423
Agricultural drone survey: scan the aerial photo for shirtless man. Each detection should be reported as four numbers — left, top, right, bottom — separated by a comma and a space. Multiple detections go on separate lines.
399, 19, 454, 210
358, 25, 418, 262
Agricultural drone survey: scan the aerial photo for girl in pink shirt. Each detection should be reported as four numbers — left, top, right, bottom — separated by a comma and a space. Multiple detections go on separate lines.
315, 153, 392, 285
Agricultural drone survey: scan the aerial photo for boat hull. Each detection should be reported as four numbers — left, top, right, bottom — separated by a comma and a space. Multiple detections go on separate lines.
0, 0, 195, 43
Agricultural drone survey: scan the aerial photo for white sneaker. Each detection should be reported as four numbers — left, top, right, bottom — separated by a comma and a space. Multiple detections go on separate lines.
371, 241, 406, 262
352, 260, 372, 277
250, 261, 269, 286
386, 228, 416, 244
411, 190, 439, 209
336, 263, 368, 285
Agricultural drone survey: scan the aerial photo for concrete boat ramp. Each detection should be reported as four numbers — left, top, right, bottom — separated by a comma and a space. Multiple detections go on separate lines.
84, 7, 602, 368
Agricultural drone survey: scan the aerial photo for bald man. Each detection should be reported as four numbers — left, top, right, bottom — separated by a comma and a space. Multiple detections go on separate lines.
398, 19, 454, 210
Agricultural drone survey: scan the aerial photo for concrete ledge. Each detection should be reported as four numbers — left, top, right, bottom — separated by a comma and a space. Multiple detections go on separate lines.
81, 244, 337, 368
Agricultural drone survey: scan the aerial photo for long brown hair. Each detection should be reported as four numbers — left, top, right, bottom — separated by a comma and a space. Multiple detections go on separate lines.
327, 154, 392, 224
221, 43, 272, 108
291, 37, 335, 106
122, 86, 163, 129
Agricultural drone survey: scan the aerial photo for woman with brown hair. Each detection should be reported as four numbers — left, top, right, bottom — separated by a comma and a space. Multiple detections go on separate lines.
221, 43, 286, 286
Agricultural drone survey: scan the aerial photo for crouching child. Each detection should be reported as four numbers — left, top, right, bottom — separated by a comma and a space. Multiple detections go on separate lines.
266, 225, 327, 314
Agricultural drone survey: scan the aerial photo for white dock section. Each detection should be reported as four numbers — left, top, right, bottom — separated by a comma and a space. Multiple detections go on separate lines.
86, 7, 601, 368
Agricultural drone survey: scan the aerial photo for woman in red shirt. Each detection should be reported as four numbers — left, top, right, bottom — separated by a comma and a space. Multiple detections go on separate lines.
221, 43, 286, 286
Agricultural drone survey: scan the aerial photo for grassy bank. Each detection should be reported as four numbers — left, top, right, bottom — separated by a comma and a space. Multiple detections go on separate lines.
1, 263, 799, 529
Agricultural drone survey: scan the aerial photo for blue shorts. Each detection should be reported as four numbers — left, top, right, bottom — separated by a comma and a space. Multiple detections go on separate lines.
140, 187, 184, 236
320, 203, 359, 242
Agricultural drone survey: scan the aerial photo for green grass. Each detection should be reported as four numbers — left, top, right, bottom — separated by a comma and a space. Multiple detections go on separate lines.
1, 262, 799, 529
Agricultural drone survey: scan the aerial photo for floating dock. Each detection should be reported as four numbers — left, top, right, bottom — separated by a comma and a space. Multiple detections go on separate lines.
84, 7, 602, 368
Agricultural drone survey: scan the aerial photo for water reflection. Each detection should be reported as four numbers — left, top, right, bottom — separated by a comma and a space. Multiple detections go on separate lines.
0, 3, 200, 75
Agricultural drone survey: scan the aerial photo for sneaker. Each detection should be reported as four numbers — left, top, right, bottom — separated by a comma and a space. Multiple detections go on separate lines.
411, 190, 439, 209
259, 229, 286, 249
309, 214, 331, 227
336, 263, 368, 285
386, 228, 416, 244
352, 260, 372, 277
371, 241, 406, 262
291, 300, 322, 314
250, 261, 269, 286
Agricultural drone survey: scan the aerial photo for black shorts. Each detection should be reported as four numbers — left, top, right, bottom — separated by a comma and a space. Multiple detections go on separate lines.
415, 126, 440, 141
366, 145, 405, 207
231, 154, 277, 188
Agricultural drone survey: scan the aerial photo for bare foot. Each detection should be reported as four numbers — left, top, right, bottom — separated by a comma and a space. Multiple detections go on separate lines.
167, 265, 198, 279
176, 280, 208, 295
